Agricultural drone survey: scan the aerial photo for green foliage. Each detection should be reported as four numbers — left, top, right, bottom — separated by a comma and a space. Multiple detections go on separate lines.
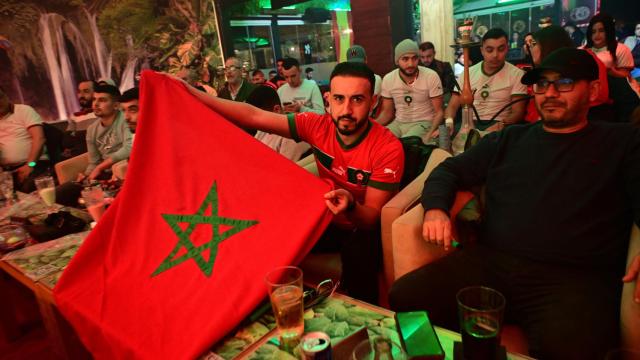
97, 0, 222, 77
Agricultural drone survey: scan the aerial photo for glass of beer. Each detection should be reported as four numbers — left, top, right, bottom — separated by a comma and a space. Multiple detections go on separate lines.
456, 286, 505, 360
35, 175, 56, 209
81, 185, 105, 222
265, 266, 304, 352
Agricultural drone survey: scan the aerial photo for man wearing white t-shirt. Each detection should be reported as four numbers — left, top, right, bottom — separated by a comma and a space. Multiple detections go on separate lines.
0, 86, 47, 193
277, 58, 325, 114
377, 39, 444, 141
445, 28, 527, 130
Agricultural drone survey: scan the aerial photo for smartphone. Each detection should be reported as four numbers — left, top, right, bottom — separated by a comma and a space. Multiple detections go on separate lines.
395, 311, 445, 359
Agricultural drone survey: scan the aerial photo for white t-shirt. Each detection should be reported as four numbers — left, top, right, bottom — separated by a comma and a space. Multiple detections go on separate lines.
456, 61, 527, 121
591, 44, 634, 70
380, 66, 443, 123
277, 79, 325, 114
0, 104, 43, 165
374, 74, 382, 97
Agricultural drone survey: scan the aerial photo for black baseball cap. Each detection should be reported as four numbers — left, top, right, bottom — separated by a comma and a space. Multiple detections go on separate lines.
521, 48, 598, 85
94, 84, 121, 98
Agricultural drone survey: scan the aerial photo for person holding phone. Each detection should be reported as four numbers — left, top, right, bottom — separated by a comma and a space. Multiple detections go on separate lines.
277, 58, 325, 114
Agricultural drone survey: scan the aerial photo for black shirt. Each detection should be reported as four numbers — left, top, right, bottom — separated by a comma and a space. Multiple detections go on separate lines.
422, 121, 640, 272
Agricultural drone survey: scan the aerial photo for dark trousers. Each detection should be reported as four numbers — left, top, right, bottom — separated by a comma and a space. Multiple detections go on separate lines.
389, 245, 621, 360
312, 224, 382, 304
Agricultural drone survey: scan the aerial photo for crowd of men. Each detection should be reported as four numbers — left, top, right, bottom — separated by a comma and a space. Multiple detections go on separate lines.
1, 18, 639, 359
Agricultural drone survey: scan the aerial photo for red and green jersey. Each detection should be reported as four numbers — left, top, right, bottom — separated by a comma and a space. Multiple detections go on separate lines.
288, 112, 404, 204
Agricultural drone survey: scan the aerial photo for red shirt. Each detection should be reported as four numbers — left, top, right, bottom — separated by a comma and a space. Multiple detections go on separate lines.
288, 112, 404, 204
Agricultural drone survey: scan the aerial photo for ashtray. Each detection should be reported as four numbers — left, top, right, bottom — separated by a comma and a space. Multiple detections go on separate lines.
0, 224, 28, 252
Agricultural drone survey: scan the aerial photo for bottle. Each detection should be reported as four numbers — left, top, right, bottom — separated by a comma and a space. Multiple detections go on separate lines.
451, 105, 474, 155
438, 124, 452, 153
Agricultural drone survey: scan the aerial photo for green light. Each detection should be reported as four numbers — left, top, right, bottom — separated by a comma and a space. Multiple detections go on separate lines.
496, 0, 525, 3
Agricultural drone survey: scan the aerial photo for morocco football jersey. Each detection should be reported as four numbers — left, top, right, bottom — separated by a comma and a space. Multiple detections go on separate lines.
287, 112, 404, 204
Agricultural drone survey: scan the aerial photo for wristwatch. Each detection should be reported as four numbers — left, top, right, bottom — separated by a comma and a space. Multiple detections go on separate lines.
27, 161, 36, 168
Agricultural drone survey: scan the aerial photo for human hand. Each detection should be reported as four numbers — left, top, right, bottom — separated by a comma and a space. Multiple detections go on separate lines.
76, 173, 87, 183
324, 189, 355, 215
16, 164, 32, 182
622, 252, 640, 303
422, 209, 453, 250
283, 102, 301, 113
87, 168, 102, 181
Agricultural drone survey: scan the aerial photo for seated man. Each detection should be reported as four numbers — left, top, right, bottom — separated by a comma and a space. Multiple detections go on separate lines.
376, 39, 444, 142
389, 48, 640, 359
445, 28, 528, 131
246, 86, 310, 162
80, 84, 132, 182
278, 58, 325, 114
111, 87, 139, 180
419, 41, 456, 99
62, 79, 99, 159
120, 87, 139, 136
174, 62, 404, 303
0, 86, 47, 193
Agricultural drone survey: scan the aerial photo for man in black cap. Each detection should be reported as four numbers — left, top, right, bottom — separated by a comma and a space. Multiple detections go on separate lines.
390, 48, 640, 359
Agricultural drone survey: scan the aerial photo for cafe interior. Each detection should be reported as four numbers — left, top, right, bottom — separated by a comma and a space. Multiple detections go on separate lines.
1, 0, 639, 359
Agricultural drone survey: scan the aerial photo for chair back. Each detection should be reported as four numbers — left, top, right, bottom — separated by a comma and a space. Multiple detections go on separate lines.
42, 122, 65, 166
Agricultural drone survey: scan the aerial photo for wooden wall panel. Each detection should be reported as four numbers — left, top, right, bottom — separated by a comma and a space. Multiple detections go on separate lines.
350, 0, 395, 76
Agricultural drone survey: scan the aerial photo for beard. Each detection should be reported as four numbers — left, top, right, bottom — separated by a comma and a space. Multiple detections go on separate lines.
537, 99, 583, 129
332, 115, 367, 136
79, 98, 92, 109
399, 66, 417, 77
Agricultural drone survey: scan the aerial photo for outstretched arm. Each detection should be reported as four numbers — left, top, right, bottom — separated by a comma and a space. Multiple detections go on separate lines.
170, 74, 291, 138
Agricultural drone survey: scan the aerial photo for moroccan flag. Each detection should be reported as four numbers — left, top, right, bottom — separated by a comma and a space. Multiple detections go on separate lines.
53, 71, 333, 359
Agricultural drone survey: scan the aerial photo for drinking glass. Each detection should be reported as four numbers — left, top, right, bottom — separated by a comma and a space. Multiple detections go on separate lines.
457, 286, 506, 360
352, 337, 407, 360
265, 266, 304, 352
81, 185, 105, 222
34, 175, 56, 207
0, 172, 14, 205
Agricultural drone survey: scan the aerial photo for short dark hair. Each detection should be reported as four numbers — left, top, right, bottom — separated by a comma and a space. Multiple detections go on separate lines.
305, 67, 313, 74
282, 58, 299, 70
120, 87, 139, 103
533, 25, 574, 61
330, 62, 375, 95
419, 41, 435, 52
268, 70, 277, 76
94, 84, 121, 100
272, 75, 285, 83
246, 86, 281, 111
276, 58, 284, 64
252, 69, 264, 77
482, 28, 509, 44
78, 79, 97, 89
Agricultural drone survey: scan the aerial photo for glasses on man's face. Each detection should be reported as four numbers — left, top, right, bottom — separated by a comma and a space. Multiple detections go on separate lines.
224, 65, 240, 72
533, 78, 575, 94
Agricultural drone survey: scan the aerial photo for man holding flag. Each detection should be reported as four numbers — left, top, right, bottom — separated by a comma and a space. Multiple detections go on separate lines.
176, 62, 405, 303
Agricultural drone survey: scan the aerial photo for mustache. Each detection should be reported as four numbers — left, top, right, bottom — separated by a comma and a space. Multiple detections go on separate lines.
541, 100, 565, 108
338, 115, 356, 121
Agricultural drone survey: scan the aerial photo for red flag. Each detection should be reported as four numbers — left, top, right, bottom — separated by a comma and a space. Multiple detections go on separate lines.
53, 71, 333, 359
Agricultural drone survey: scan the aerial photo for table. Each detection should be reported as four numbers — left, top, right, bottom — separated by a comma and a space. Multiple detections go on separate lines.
207, 292, 534, 360
0, 232, 91, 360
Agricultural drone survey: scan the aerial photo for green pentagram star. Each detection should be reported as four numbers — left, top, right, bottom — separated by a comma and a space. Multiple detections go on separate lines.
152, 182, 258, 277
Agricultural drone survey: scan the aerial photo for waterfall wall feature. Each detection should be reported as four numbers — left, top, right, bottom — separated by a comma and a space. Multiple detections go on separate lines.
39, 13, 79, 121
85, 8, 111, 81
